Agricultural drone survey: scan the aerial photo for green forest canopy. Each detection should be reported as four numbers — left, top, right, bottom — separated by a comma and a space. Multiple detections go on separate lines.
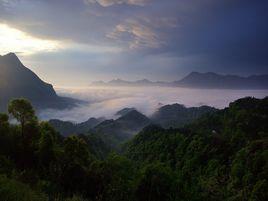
0, 97, 267, 201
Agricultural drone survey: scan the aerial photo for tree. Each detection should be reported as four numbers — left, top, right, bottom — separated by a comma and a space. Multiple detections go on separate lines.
0, 175, 48, 201
59, 136, 93, 195
0, 113, 11, 156
0, 113, 8, 124
8, 99, 36, 137
0, 113, 9, 134
63, 136, 93, 167
135, 163, 176, 201
250, 180, 268, 201
38, 126, 56, 168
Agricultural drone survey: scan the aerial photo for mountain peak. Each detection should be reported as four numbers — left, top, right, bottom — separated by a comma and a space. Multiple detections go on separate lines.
2, 52, 19, 60
109, 78, 128, 83
136, 78, 150, 82
115, 107, 136, 116
0, 52, 79, 111
187, 71, 218, 77
0, 53, 23, 70
175, 71, 268, 89
5, 52, 17, 57
118, 110, 150, 124
188, 71, 200, 76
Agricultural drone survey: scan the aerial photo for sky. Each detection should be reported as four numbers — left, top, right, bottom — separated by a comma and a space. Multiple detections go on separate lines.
0, 0, 267, 86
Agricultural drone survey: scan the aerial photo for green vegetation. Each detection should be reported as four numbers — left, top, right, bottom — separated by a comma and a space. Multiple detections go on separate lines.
151, 104, 217, 128
0, 97, 267, 201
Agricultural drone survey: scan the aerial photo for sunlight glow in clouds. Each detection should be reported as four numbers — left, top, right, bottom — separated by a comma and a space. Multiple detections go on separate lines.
0, 23, 60, 55
0, 23, 121, 56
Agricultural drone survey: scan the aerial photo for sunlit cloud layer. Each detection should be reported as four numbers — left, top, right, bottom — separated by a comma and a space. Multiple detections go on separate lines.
0, 23, 59, 55
0, 23, 122, 56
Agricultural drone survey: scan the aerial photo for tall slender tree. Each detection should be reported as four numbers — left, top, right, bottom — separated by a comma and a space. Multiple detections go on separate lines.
8, 99, 36, 138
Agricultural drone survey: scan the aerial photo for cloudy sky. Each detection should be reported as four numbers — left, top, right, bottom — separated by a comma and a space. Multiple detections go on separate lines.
0, 0, 267, 86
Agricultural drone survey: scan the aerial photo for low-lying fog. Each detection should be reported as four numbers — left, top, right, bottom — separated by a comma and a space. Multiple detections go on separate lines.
39, 86, 268, 122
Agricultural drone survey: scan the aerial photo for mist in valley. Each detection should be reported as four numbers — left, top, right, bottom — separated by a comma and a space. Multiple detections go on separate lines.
38, 86, 268, 122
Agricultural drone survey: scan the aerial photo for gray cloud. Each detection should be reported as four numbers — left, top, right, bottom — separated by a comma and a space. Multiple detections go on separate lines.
0, 0, 267, 85
106, 16, 180, 49
107, 19, 165, 49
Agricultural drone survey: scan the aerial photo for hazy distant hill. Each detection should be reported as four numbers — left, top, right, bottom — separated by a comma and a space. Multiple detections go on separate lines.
115, 110, 151, 131
91, 78, 170, 87
49, 109, 151, 149
50, 104, 217, 149
91, 72, 268, 89
0, 53, 81, 111
92, 110, 151, 144
49, 117, 105, 136
173, 72, 268, 89
151, 103, 218, 128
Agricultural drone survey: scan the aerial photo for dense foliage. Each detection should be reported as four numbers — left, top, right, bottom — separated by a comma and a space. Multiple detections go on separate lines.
126, 97, 268, 200
0, 97, 267, 201
151, 104, 217, 128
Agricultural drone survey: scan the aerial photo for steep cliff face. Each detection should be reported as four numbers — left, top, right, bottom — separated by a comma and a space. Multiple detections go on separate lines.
0, 53, 78, 111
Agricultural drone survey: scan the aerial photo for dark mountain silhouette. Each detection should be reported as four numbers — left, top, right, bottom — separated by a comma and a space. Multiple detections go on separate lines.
151, 103, 218, 128
0, 53, 81, 111
49, 117, 105, 136
91, 72, 268, 89
174, 72, 268, 89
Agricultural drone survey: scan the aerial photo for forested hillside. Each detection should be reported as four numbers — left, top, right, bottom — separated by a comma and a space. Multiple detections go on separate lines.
0, 97, 267, 201
49, 117, 105, 136
151, 104, 217, 128
126, 97, 268, 200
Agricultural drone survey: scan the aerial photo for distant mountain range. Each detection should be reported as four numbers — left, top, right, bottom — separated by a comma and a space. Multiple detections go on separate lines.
0, 53, 82, 111
174, 72, 268, 89
91, 72, 268, 89
92, 79, 168, 87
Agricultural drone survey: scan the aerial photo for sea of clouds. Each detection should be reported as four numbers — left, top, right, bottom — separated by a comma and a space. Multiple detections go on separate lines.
38, 86, 268, 122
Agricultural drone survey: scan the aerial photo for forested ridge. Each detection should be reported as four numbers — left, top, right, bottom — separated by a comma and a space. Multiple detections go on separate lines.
0, 97, 267, 201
